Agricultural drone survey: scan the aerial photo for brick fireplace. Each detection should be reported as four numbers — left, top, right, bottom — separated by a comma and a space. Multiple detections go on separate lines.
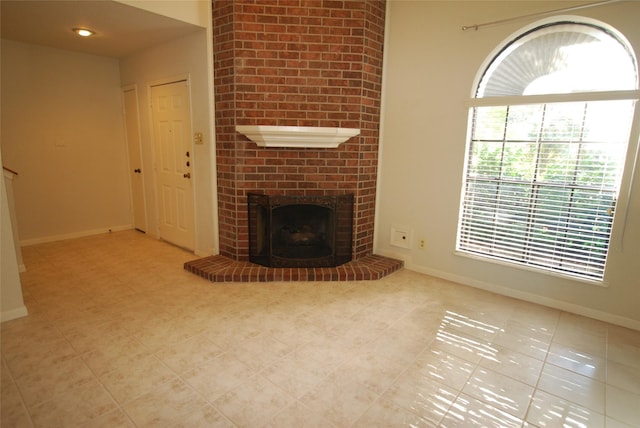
213, 0, 386, 263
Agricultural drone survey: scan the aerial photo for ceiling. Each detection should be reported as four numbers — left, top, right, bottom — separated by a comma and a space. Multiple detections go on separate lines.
0, 0, 202, 58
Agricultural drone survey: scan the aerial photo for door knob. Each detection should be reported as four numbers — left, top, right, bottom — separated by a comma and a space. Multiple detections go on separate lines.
183, 173, 191, 179
134, 168, 141, 173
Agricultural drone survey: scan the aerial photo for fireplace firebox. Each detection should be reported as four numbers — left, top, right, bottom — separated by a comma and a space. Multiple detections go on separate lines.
248, 193, 354, 268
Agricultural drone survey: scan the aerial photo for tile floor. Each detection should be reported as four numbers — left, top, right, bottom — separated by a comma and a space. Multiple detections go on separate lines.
1, 230, 639, 427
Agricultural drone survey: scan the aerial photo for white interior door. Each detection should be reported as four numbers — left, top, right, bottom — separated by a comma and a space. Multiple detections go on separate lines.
122, 87, 146, 232
151, 80, 195, 250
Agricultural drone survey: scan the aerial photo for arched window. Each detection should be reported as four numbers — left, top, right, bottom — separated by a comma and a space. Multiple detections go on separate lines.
457, 19, 639, 281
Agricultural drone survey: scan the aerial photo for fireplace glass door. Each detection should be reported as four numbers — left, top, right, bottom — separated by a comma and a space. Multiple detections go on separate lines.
248, 193, 353, 267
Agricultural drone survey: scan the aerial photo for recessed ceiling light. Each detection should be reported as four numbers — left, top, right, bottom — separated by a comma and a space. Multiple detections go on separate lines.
72, 28, 95, 37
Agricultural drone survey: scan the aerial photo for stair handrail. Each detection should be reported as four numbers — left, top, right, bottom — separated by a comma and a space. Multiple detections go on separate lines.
3, 166, 19, 176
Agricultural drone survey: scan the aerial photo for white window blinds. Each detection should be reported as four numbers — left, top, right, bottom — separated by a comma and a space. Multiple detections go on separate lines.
459, 100, 634, 280
457, 21, 638, 281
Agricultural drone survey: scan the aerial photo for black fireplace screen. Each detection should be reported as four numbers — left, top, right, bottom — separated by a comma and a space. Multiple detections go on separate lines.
248, 193, 354, 267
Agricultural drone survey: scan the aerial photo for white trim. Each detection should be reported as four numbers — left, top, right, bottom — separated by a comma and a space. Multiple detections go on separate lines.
468, 89, 640, 107
121, 84, 149, 234
20, 225, 133, 246
614, 102, 640, 251
235, 125, 360, 149
1, 306, 29, 323
194, 248, 213, 258
204, 0, 220, 256
374, 0, 393, 254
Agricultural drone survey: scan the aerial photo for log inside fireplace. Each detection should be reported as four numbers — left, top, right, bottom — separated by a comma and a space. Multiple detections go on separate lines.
247, 193, 354, 268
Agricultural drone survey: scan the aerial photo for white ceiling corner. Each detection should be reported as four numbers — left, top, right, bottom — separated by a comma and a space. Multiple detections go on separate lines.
0, 0, 202, 59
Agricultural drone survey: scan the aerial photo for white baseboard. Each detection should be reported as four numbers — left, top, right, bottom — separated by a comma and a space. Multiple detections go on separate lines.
194, 248, 216, 258
20, 225, 134, 247
1, 305, 29, 323
376, 249, 640, 331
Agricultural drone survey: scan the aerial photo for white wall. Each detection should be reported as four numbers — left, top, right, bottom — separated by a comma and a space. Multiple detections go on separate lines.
1, 40, 132, 244
377, 1, 640, 329
119, 29, 217, 256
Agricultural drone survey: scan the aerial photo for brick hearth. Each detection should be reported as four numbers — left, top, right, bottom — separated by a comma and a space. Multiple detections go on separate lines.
184, 254, 403, 283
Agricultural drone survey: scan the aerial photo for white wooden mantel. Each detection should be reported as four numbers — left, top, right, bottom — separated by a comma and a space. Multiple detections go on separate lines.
235, 125, 360, 148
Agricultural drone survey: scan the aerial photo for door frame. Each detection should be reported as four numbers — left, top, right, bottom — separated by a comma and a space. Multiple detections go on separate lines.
147, 74, 197, 250
121, 84, 148, 232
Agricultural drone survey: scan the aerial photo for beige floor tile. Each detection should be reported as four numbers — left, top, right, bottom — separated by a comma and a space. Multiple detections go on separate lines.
98, 354, 177, 404
441, 392, 523, 428
607, 340, 640, 371
605, 384, 640, 427
224, 333, 293, 371
546, 342, 606, 381
29, 379, 117, 427
382, 371, 458, 425
538, 364, 605, 413
154, 333, 224, 374
478, 343, 543, 387
333, 351, 408, 395
605, 416, 637, 428
203, 318, 263, 348
300, 371, 380, 427
123, 378, 226, 427
437, 307, 503, 343
411, 347, 475, 390
130, 318, 199, 352
264, 400, 336, 427
15, 356, 97, 408
61, 318, 133, 354
0, 317, 63, 354
607, 359, 640, 395
432, 327, 494, 365
77, 409, 134, 428
261, 351, 330, 399
556, 312, 609, 337
6, 231, 640, 427
176, 406, 236, 428
492, 319, 553, 361
554, 314, 607, 357
294, 332, 356, 375
4, 338, 78, 380
81, 334, 151, 377
353, 397, 434, 427
363, 327, 430, 366
182, 353, 257, 402
213, 374, 293, 427
526, 389, 605, 428
462, 366, 534, 419
1, 368, 33, 428
508, 302, 560, 334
